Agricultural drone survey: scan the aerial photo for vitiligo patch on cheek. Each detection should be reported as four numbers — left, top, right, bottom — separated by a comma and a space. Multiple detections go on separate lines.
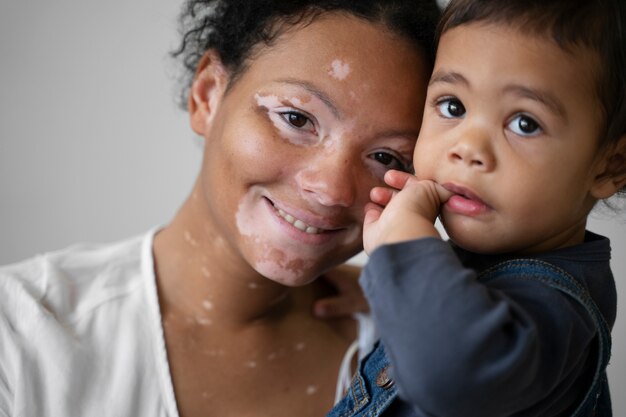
328, 59, 351, 80
235, 193, 315, 283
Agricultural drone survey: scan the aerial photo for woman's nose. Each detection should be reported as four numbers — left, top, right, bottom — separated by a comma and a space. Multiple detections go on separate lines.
295, 151, 358, 208
447, 127, 496, 171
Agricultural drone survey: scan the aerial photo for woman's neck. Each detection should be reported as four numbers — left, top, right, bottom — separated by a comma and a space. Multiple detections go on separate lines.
152, 192, 311, 329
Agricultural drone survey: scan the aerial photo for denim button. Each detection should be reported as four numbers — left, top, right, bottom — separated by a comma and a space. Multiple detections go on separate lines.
376, 366, 394, 390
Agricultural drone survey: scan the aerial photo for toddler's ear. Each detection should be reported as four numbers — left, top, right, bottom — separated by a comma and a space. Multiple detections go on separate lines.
591, 134, 626, 199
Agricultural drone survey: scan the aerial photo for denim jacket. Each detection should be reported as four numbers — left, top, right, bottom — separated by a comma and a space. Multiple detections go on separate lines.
327, 259, 612, 417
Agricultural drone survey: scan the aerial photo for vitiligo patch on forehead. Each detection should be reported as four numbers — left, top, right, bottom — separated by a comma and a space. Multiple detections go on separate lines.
328, 59, 351, 81
255, 93, 307, 110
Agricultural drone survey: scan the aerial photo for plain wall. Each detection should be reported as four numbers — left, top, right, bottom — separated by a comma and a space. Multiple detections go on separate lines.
1, 0, 624, 414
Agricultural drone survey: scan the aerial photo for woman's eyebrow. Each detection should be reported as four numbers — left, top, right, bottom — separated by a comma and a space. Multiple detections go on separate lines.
276, 78, 341, 119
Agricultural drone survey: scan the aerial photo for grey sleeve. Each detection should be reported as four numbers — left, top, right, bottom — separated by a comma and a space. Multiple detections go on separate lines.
360, 238, 596, 417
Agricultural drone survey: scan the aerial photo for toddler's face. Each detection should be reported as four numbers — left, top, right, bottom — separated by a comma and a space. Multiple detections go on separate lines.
414, 22, 608, 254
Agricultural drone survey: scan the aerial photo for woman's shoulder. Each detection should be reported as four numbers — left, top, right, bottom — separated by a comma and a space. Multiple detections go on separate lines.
0, 230, 172, 417
0, 231, 154, 328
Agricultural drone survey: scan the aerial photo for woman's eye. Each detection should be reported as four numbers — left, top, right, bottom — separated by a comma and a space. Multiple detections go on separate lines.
371, 151, 411, 172
437, 98, 466, 119
280, 111, 315, 132
508, 114, 542, 136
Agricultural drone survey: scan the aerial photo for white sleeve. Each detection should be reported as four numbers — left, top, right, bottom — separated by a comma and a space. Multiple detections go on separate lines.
0, 314, 14, 417
354, 312, 377, 360
333, 313, 378, 405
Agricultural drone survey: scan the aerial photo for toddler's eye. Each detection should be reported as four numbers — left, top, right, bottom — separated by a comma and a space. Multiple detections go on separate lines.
437, 98, 466, 119
508, 114, 542, 136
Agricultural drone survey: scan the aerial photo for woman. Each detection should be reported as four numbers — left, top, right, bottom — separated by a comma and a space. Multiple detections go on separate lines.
0, 1, 439, 416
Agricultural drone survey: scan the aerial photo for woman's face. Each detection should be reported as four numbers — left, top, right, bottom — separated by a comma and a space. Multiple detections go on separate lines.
192, 13, 430, 286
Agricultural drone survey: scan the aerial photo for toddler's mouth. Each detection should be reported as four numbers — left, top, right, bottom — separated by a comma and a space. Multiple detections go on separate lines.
442, 183, 488, 207
441, 183, 492, 216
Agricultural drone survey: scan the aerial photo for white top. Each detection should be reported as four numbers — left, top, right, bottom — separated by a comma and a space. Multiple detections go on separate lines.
0, 230, 374, 417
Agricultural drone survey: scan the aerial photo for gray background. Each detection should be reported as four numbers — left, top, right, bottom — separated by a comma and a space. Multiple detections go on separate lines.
1, 0, 624, 414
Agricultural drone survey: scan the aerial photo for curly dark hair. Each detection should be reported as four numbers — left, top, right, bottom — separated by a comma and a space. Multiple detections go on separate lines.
172, 0, 441, 109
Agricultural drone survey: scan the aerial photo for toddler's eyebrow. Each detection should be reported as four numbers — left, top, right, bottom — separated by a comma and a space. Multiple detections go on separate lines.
430, 70, 567, 121
503, 85, 567, 121
429, 70, 468, 87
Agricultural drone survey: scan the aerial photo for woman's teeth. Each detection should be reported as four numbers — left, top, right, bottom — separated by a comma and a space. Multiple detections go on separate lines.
277, 208, 322, 234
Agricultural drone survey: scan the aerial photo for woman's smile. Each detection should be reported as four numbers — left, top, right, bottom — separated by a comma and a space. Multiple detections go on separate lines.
244, 194, 355, 247
275, 207, 324, 235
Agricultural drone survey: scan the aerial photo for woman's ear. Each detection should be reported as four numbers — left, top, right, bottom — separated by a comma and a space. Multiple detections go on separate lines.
188, 50, 228, 136
591, 134, 626, 199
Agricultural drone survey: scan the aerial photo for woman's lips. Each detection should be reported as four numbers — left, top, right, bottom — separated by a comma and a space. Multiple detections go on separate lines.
275, 208, 322, 234
265, 198, 345, 236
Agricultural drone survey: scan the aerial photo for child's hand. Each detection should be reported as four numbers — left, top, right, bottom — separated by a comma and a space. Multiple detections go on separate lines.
363, 170, 452, 254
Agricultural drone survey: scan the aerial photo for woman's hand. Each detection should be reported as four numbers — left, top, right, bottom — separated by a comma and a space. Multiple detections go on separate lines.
313, 263, 369, 318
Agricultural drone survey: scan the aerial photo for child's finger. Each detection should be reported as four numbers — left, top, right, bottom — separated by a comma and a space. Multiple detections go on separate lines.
434, 182, 455, 202
384, 169, 414, 189
364, 203, 383, 225
369, 186, 395, 206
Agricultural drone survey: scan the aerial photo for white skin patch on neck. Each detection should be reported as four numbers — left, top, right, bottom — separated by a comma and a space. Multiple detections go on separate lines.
201, 266, 211, 278
306, 385, 319, 395
196, 317, 212, 326
184, 230, 198, 247
328, 59, 351, 80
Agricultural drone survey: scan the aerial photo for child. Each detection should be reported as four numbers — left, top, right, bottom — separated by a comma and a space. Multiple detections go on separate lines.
327, 0, 626, 416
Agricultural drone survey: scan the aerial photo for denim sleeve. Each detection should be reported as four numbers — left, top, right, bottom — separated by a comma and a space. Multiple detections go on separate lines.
360, 238, 596, 417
